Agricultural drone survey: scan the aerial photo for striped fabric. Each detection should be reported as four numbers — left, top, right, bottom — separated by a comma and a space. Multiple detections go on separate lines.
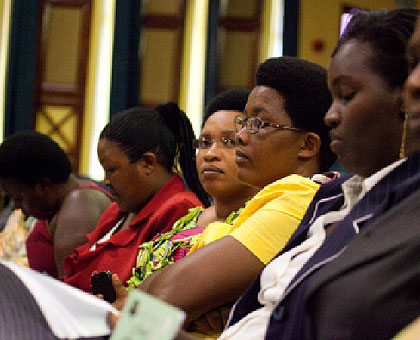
0, 261, 110, 340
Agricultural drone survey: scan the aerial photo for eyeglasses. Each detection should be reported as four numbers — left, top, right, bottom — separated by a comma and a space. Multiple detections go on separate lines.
192, 136, 236, 149
234, 115, 303, 134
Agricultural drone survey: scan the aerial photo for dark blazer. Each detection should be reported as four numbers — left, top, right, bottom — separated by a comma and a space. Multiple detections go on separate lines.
227, 151, 420, 340
305, 187, 420, 340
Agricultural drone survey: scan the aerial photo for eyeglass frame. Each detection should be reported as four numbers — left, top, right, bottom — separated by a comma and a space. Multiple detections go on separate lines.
234, 115, 303, 134
192, 136, 236, 150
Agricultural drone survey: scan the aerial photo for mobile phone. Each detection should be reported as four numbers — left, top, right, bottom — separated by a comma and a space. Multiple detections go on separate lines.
90, 270, 117, 303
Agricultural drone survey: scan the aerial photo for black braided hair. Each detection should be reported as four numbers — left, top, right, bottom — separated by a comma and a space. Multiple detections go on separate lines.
100, 104, 211, 207
0, 131, 72, 186
334, 8, 419, 89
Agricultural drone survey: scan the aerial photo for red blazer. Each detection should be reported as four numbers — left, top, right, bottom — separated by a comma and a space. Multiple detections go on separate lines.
64, 174, 202, 293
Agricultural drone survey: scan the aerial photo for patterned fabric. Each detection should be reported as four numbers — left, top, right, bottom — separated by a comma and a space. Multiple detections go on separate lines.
128, 205, 245, 288
0, 209, 36, 267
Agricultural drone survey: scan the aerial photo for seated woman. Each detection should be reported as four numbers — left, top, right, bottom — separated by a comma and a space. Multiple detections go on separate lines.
303, 9, 420, 340
127, 89, 259, 287
221, 9, 420, 340
0, 131, 113, 279
63, 103, 208, 293
110, 56, 336, 333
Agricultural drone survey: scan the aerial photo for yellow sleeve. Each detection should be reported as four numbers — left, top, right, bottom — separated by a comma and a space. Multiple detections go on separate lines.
230, 175, 319, 264
188, 222, 232, 254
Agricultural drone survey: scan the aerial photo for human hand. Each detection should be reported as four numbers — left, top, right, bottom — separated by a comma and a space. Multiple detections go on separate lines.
106, 274, 128, 330
186, 303, 232, 335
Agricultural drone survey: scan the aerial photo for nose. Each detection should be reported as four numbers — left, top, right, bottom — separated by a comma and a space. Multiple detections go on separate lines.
324, 102, 340, 128
235, 126, 248, 146
406, 65, 420, 102
203, 142, 221, 161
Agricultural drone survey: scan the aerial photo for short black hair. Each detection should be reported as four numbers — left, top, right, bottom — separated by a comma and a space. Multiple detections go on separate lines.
100, 103, 210, 206
256, 56, 335, 171
334, 8, 419, 89
203, 88, 250, 127
0, 131, 72, 186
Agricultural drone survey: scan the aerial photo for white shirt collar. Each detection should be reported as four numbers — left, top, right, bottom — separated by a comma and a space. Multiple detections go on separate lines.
341, 158, 406, 210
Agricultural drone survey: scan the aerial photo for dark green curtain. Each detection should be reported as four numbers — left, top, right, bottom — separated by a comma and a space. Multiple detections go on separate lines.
283, 0, 299, 56
5, 0, 38, 136
109, 0, 141, 118
204, 0, 220, 108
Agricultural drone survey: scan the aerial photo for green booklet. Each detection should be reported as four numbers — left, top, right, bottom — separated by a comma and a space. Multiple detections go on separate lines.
111, 289, 186, 340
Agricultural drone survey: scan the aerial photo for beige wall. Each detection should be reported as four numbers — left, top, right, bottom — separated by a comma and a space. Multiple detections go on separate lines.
0, 0, 12, 142
299, 0, 417, 68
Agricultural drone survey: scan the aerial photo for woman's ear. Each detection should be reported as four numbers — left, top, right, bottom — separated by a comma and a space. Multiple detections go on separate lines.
137, 152, 158, 175
297, 132, 321, 160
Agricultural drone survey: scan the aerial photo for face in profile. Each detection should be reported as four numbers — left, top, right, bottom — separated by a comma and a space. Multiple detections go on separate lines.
406, 18, 420, 139
97, 139, 149, 213
325, 39, 403, 177
0, 178, 52, 219
195, 110, 256, 200
235, 85, 304, 188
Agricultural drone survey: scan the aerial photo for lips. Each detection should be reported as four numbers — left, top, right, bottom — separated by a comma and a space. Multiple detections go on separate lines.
329, 131, 342, 154
235, 148, 249, 163
201, 165, 223, 175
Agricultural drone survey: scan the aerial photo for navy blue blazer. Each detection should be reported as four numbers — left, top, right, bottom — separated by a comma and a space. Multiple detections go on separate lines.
305, 188, 420, 340
227, 151, 420, 340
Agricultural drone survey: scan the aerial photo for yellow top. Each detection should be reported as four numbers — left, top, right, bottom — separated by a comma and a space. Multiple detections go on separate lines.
393, 316, 420, 340
189, 174, 320, 264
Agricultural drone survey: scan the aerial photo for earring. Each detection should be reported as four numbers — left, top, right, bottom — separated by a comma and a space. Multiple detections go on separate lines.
400, 112, 408, 159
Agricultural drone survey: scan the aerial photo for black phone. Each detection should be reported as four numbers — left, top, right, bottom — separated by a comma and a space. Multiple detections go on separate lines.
90, 270, 117, 303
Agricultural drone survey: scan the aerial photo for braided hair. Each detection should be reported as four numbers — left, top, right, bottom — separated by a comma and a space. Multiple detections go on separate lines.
100, 103, 211, 207
334, 8, 419, 89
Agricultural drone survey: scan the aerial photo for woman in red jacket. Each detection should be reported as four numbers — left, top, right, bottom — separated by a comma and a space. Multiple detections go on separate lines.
64, 103, 208, 292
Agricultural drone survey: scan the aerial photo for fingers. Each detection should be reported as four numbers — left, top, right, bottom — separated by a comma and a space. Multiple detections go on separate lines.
107, 311, 121, 330
112, 274, 128, 311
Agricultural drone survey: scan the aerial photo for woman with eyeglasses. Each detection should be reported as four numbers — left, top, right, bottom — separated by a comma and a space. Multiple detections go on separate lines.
124, 89, 259, 287
109, 57, 337, 336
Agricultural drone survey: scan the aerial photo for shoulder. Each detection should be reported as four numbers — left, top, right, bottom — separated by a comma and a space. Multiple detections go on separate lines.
67, 184, 111, 205
310, 174, 351, 198
158, 190, 202, 210
260, 174, 320, 196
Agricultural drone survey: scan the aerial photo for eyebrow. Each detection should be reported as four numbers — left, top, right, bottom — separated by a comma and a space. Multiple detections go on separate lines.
199, 131, 234, 137
243, 107, 267, 116
331, 74, 355, 87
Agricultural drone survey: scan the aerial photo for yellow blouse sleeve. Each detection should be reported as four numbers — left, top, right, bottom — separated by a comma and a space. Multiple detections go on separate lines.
230, 174, 319, 264
188, 221, 232, 253
189, 174, 320, 262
